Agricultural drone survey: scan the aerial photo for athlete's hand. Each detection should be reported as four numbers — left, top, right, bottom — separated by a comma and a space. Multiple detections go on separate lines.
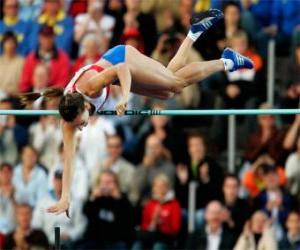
116, 101, 127, 116
47, 199, 70, 217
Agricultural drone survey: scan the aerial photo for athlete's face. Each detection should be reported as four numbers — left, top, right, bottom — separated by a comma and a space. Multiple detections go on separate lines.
72, 108, 90, 131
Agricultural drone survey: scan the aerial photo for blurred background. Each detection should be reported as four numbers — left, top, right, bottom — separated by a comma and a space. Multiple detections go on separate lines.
0, 0, 299, 249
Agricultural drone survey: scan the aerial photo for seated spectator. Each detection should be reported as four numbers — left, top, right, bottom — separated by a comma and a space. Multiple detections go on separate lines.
0, 163, 15, 234
49, 143, 89, 202
242, 155, 287, 198
3, 203, 49, 249
133, 174, 181, 250
71, 33, 101, 75
176, 133, 223, 224
285, 134, 300, 200
254, 165, 297, 238
0, 31, 24, 95
141, 0, 179, 33
12, 145, 48, 207
111, 0, 157, 56
82, 170, 134, 249
120, 27, 145, 53
186, 200, 236, 250
133, 134, 175, 203
0, 98, 27, 165
19, 25, 70, 92
32, 169, 87, 248
0, 0, 32, 55
36, 0, 74, 55
243, 103, 287, 166
279, 211, 300, 250
234, 210, 277, 250
74, 0, 115, 53
95, 134, 136, 204
78, 115, 116, 179
135, 102, 185, 163
221, 174, 251, 237
19, 0, 43, 21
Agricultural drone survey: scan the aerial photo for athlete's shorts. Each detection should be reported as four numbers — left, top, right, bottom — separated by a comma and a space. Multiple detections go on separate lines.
102, 45, 126, 65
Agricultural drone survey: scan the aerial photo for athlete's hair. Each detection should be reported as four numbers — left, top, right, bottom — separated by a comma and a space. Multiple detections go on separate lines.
19, 87, 88, 122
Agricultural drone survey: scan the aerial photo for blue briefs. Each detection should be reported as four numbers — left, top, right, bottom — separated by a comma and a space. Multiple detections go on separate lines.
102, 45, 126, 65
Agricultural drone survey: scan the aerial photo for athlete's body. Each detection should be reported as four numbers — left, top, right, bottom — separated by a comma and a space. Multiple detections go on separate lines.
21, 9, 253, 215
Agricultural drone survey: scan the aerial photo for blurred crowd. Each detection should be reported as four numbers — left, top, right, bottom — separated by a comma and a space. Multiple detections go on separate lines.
0, 0, 299, 249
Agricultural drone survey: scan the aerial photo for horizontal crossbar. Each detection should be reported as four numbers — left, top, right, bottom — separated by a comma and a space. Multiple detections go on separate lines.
0, 109, 299, 116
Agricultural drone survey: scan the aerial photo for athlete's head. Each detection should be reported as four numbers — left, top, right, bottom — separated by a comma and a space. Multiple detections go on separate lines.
20, 88, 93, 130
59, 93, 92, 129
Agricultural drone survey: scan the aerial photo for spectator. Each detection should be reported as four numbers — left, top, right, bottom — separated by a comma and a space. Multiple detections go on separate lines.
279, 211, 300, 250
141, 0, 179, 33
133, 134, 175, 203
19, 25, 70, 93
285, 134, 300, 200
95, 134, 136, 204
186, 200, 236, 250
32, 169, 87, 248
120, 27, 145, 53
74, 0, 115, 53
0, 163, 15, 235
71, 33, 101, 75
78, 115, 116, 179
254, 164, 297, 238
234, 210, 277, 250
0, 31, 24, 95
243, 103, 287, 165
0, 0, 32, 55
82, 170, 134, 249
19, 0, 43, 22
111, 0, 158, 56
175, 133, 223, 223
0, 98, 27, 165
221, 174, 251, 237
12, 145, 48, 207
242, 156, 287, 198
68, 0, 88, 18
133, 174, 181, 250
49, 143, 89, 202
135, 102, 184, 163
283, 115, 300, 151
36, 0, 74, 55
3, 203, 49, 249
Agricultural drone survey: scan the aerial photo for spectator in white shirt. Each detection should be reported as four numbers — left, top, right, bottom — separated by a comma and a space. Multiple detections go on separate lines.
186, 200, 236, 250
0, 163, 15, 234
74, 0, 115, 53
78, 115, 115, 179
12, 145, 48, 207
32, 169, 87, 248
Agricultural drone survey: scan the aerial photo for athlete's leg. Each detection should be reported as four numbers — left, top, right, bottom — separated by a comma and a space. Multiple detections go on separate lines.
167, 9, 224, 73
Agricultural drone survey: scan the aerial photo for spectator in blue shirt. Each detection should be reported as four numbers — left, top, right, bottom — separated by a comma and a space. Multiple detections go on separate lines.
19, 0, 43, 22
34, 0, 74, 56
0, 0, 32, 55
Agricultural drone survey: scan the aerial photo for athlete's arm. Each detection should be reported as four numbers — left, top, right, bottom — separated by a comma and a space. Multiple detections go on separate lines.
47, 121, 76, 215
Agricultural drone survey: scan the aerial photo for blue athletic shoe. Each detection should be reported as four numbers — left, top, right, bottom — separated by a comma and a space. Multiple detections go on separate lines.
222, 48, 254, 72
190, 9, 224, 34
